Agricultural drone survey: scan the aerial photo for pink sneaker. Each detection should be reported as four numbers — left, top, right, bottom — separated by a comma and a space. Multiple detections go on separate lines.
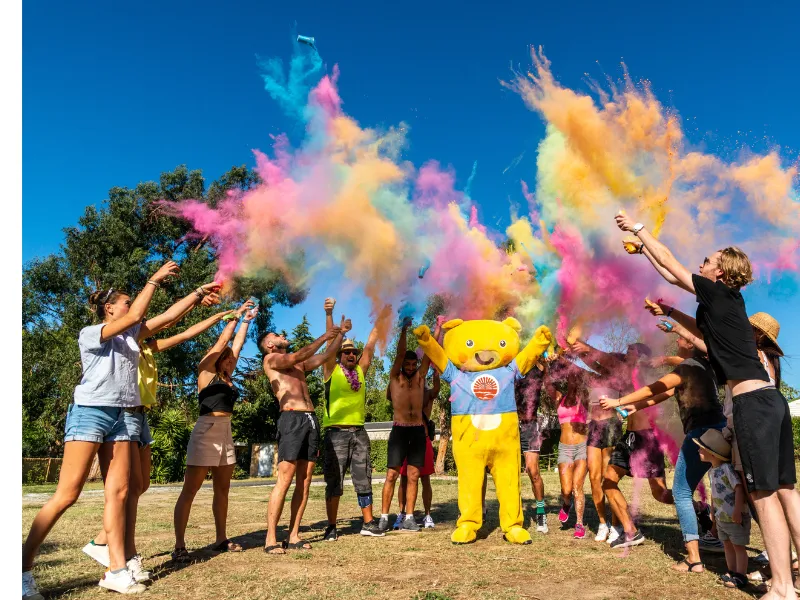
574, 523, 586, 539
558, 503, 571, 524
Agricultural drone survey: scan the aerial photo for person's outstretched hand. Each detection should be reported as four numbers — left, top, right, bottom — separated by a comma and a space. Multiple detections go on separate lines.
644, 297, 664, 316
151, 260, 180, 283
614, 211, 637, 232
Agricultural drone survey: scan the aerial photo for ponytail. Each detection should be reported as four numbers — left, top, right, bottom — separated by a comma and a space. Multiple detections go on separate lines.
88, 288, 129, 320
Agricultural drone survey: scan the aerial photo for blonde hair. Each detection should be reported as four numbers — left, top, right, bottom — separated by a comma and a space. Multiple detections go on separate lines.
717, 246, 753, 290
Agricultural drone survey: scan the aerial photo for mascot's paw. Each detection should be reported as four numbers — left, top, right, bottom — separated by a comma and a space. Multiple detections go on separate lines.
413, 325, 431, 341
451, 525, 478, 545
533, 325, 552, 347
503, 526, 532, 545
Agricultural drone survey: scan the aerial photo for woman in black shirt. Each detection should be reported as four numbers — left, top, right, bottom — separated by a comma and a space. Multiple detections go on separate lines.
172, 301, 256, 561
615, 213, 799, 593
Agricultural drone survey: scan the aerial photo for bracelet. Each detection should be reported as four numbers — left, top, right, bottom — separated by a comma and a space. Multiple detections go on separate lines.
147, 280, 160, 288
637, 244, 644, 254
666, 307, 674, 318
194, 290, 204, 300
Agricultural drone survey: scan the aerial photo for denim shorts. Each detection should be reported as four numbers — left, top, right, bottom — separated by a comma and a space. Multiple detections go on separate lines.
63, 404, 143, 444
139, 413, 154, 447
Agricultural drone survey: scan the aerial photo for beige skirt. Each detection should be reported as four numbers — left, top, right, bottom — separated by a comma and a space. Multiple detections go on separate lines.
186, 415, 236, 467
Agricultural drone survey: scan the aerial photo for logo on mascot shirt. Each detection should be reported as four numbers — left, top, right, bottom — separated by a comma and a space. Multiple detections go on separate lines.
471, 374, 499, 400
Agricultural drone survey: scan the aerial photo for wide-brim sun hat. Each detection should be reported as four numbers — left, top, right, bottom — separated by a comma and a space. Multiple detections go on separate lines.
692, 428, 731, 462
749, 312, 783, 356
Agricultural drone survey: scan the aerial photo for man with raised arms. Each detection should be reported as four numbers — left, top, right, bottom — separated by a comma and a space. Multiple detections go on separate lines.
321, 298, 387, 540
260, 317, 347, 554
378, 317, 431, 533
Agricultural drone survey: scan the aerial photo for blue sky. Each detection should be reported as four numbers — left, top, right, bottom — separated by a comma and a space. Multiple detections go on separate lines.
23, 0, 800, 388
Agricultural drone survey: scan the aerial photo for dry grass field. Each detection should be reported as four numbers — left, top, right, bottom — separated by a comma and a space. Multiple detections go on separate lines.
23, 469, 768, 600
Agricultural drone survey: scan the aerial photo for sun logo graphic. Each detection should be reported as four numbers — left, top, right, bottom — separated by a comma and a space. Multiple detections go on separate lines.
471, 374, 499, 401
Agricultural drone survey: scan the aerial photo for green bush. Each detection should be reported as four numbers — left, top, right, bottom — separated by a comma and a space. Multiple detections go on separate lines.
793, 417, 800, 459
149, 409, 192, 483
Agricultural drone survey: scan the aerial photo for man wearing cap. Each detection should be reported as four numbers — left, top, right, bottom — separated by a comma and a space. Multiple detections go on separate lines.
321, 298, 386, 540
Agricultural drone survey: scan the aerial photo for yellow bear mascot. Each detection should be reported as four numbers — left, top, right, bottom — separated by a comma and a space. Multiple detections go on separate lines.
414, 319, 551, 545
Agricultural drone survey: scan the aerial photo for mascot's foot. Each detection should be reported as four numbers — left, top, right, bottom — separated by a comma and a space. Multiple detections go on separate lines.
451, 526, 478, 545
503, 526, 532, 545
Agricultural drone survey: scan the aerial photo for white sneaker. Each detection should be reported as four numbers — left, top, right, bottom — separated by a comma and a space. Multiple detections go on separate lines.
22, 571, 44, 600
126, 555, 152, 583
82, 541, 110, 567
595, 523, 610, 542
423, 514, 435, 529
98, 569, 147, 594
606, 526, 623, 545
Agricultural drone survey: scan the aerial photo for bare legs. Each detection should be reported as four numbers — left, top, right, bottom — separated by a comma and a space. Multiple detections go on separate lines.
559, 460, 588, 525
173, 466, 210, 550
23, 441, 102, 570
265, 460, 314, 553
398, 474, 432, 516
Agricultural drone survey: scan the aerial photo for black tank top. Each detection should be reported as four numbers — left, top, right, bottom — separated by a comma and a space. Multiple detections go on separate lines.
198, 375, 239, 415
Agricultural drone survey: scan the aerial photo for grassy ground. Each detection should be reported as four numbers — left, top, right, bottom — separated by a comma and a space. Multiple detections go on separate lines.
23, 469, 765, 600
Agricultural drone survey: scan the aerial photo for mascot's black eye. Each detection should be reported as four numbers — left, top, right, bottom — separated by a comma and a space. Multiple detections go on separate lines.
466, 339, 474, 348
499, 340, 507, 348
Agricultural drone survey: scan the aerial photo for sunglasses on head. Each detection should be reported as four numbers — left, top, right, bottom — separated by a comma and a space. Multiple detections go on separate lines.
341, 349, 358, 356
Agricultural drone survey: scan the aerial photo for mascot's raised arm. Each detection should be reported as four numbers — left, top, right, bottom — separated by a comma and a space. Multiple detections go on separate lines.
414, 318, 551, 545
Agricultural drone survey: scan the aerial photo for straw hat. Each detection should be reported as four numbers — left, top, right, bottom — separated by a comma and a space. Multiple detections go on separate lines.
749, 312, 783, 356
337, 338, 360, 357
693, 429, 731, 462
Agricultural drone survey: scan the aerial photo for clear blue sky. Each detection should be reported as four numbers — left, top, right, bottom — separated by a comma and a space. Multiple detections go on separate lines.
23, 0, 800, 388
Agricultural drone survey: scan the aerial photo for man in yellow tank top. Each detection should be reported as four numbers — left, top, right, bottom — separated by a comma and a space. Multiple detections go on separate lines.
321, 298, 386, 540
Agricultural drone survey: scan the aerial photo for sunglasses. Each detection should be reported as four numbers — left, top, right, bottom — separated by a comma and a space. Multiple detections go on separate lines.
341, 350, 358, 356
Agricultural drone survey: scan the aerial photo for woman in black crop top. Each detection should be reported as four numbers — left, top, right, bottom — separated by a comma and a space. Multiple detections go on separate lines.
172, 300, 256, 561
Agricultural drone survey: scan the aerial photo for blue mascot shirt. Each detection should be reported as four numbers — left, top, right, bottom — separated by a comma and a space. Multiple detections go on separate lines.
442, 360, 521, 416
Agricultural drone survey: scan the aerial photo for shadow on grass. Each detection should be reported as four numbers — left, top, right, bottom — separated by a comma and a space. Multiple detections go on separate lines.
41, 575, 99, 599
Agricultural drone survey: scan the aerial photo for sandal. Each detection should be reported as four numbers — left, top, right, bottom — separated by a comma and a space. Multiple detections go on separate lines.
263, 544, 286, 555
171, 547, 192, 563
672, 559, 704, 573
721, 572, 747, 589
282, 539, 312, 551
212, 539, 243, 553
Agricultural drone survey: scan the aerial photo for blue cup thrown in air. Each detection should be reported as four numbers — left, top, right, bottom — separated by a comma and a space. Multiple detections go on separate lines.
297, 35, 316, 48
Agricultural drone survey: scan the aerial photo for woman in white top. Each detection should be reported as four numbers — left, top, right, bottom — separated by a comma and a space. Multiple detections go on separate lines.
22, 261, 179, 598
82, 283, 226, 582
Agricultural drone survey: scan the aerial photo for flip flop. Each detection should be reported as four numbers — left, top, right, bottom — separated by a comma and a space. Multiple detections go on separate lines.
672, 559, 704, 573
263, 544, 285, 555
282, 540, 312, 551
212, 539, 243, 553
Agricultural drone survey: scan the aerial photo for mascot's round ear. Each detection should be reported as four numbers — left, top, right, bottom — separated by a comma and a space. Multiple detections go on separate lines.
501, 317, 522, 332
442, 318, 464, 331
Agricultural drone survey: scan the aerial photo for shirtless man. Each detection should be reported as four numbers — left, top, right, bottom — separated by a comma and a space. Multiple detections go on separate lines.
378, 318, 431, 533
260, 318, 347, 554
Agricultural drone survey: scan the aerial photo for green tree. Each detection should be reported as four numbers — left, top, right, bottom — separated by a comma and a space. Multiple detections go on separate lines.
22, 165, 302, 458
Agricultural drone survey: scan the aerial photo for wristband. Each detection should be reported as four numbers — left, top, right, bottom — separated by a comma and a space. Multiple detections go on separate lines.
221, 313, 236, 322
637, 244, 644, 254
194, 290, 204, 300
147, 280, 160, 288
666, 307, 674, 319
632, 223, 644, 235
